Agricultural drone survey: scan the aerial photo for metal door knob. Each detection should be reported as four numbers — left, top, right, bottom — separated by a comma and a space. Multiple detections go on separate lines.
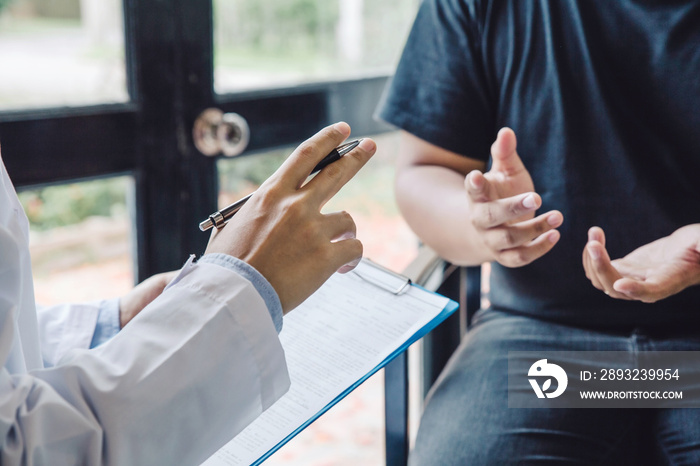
193, 108, 250, 157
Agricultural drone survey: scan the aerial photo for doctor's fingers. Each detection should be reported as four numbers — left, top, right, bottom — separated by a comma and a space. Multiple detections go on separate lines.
318, 212, 362, 273
275, 122, 352, 188
328, 235, 364, 274
495, 229, 561, 268
481, 212, 563, 251
295, 211, 360, 273
321, 210, 358, 241
303, 138, 376, 207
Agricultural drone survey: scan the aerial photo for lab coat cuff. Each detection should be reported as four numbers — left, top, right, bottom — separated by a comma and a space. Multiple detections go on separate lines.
198, 253, 284, 333
89, 298, 121, 348
38, 301, 101, 367
164, 254, 198, 291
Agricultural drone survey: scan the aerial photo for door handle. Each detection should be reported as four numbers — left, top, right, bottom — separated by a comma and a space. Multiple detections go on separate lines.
193, 108, 250, 157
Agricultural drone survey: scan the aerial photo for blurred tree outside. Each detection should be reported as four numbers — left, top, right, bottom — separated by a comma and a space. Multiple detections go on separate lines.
217, 132, 403, 217
16, 177, 132, 284
217, 149, 288, 204
214, 0, 419, 77
0, 0, 126, 110
215, 0, 338, 59
18, 177, 129, 231
0, 0, 81, 20
0, 0, 13, 15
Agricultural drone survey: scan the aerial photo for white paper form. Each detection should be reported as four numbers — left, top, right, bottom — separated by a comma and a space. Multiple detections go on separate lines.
202, 260, 454, 466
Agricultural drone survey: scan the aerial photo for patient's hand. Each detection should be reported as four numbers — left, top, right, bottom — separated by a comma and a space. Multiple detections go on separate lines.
466, 128, 563, 267
582, 225, 700, 303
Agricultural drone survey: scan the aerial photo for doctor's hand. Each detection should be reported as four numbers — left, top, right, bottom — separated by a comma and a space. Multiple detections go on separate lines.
119, 270, 178, 327
583, 225, 700, 302
466, 128, 563, 267
205, 122, 376, 313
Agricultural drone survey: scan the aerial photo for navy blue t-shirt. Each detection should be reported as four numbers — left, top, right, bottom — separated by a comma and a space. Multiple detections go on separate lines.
378, 0, 700, 327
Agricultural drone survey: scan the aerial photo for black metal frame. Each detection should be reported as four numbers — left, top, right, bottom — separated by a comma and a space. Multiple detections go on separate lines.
0, 0, 392, 282
1, 2, 432, 464
384, 265, 481, 466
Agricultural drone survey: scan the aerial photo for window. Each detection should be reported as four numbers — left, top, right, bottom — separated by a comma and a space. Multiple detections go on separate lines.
0, 0, 127, 110
214, 0, 419, 93
19, 176, 135, 306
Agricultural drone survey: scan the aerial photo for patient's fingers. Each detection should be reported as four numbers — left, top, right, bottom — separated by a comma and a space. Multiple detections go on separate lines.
481, 212, 563, 250
470, 193, 544, 229
586, 241, 630, 300
496, 229, 561, 268
465, 170, 496, 203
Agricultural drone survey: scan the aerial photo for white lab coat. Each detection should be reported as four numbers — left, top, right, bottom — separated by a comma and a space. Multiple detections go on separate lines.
0, 156, 290, 465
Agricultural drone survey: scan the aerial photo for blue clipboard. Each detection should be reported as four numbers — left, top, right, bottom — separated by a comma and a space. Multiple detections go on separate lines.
204, 258, 458, 466
252, 295, 457, 465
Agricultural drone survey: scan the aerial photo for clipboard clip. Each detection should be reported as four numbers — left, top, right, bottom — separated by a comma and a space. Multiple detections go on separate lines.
351, 258, 412, 295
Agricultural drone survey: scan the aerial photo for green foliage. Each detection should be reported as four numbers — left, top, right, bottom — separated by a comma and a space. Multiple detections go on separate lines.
217, 149, 289, 195
18, 177, 128, 231
214, 0, 420, 75
215, 0, 339, 56
0, 0, 12, 14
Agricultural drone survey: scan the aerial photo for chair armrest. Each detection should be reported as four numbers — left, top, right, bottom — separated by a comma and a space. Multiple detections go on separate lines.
401, 245, 443, 286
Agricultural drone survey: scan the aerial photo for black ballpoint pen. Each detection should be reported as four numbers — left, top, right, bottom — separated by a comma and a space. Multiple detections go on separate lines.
199, 139, 363, 231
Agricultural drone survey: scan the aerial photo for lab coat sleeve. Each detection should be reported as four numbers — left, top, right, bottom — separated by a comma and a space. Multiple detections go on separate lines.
198, 253, 284, 333
36, 298, 121, 367
0, 255, 290, 465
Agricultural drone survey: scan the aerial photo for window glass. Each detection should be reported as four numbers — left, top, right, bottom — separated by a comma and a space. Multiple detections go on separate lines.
218, 131, 419, 464
19, 175, 135, 306
217, 132, 418, 273
0, 0, 127, 110
213, 0, 420, 94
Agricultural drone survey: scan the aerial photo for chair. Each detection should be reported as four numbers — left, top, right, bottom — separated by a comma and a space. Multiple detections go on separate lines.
384, 246, 482, 466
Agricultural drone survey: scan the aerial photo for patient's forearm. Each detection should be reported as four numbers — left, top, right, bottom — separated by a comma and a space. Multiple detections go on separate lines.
395, 164, 493, 266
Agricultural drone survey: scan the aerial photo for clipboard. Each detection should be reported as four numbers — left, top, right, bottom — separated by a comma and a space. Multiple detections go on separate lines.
351, 258, 413, 295
202, 258, 458, 466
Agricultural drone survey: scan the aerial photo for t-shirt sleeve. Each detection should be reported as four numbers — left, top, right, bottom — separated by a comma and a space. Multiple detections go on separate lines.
376, 0, 494, 161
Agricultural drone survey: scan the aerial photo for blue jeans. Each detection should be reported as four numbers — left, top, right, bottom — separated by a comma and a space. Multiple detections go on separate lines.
409, 309, 700, 465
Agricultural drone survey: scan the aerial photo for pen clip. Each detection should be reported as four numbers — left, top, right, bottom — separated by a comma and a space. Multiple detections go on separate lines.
336, 139, 361, 154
